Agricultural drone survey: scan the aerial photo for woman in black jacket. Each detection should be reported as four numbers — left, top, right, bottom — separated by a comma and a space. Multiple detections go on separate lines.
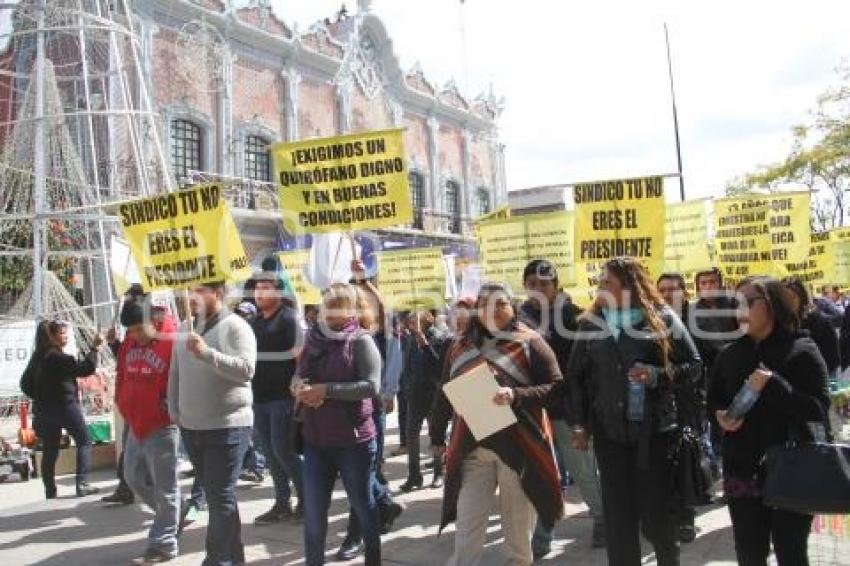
567, 257, 702, 566
28, 320, 103, 498
708, 276, 830, 566
782, 276, 840, 377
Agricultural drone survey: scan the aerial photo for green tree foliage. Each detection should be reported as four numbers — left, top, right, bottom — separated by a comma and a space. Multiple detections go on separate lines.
728, 62, 850, 231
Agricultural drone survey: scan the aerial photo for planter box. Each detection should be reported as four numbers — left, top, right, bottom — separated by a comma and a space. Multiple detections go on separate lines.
34, 442, 116, 476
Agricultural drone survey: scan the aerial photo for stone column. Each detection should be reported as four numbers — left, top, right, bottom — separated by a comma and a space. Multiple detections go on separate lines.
461, 128, 472, 221
497, 141, 508, 205
218, 49, 235, 175
388, 96, 404, 127
426, 114, 440, 216
336, 82, 351, 134
281, 67, 300, 141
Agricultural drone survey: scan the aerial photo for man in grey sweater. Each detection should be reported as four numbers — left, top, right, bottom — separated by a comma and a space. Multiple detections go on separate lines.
168, 281, 257, 566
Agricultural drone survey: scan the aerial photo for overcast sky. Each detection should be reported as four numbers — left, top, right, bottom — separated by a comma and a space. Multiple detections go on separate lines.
272, 0, 850, 200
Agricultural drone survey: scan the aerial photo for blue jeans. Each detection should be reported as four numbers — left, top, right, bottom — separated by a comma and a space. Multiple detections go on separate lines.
180, 427, 206, 508
182, 427, 250, 566
124, 425, 181, 556
303, 440, 381, 566
34, 401, 91, 490
254, 399, 303, 506
532, 419, 604, 551
347, 408, 392, 539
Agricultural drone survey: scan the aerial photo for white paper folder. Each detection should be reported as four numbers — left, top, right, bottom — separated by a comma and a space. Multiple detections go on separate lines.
442, 363, 518, 441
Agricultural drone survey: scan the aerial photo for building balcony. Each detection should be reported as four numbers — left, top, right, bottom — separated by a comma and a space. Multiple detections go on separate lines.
188, 171, 473, 239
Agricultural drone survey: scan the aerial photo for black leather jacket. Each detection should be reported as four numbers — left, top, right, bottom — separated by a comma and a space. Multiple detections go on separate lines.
566, 306, 702, 445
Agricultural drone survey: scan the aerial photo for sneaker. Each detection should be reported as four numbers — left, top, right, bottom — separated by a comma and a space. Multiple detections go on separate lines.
130, 548, 176, 564
102, 490, 135, 505
335, 534, 364, 561
239, 469, 264, 483
178, 502, 200, 535
592, 522, 607, 548
399, 476, 423, 493
430, 474, 444, 489
254, 505, 287, 525
76, 482, 100, 497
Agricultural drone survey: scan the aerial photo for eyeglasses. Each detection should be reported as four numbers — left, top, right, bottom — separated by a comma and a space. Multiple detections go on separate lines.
742, 295, 766, 308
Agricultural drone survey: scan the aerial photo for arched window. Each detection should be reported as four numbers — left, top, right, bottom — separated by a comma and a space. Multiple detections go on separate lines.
171, 119, 202, 181
244, 135, 271, 182
445, 180, 460, 233
408, 172, 425, 229
474, 187, 491, 217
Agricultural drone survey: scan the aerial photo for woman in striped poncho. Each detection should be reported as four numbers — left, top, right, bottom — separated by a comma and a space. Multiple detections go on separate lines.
430, 282, 564, 565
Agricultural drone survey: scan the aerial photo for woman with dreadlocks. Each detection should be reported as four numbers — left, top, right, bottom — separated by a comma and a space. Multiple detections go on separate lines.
430, 282, 564, 565
566, 257, 702, 566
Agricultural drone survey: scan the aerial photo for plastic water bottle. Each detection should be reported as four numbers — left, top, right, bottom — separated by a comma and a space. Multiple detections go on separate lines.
626, 380, 645, 422
726, 381, 760, 420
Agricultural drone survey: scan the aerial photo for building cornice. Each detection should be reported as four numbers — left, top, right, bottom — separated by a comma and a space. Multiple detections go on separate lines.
145, 0, 502, 134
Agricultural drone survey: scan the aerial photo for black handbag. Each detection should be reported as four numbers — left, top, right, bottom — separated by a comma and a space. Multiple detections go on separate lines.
670, 426, 714, 506
762, 435, 850, 515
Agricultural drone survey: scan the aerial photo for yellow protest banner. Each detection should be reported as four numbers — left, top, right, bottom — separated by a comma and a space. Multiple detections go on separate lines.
277, 250, 322, 305
119, 184, 251, 291
786, 231, 831, 289
573, 176, 666, 284
713, 192, 810, 287
375, 248, 446, 311
477, 211, 575, 296
474, 205, 511, 226
271, 128, 412, 234
664, 199, 713, 294
831, 228, 850, 288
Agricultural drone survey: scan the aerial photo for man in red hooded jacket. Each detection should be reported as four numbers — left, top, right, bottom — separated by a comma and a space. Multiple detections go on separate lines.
117, 298, 180, 564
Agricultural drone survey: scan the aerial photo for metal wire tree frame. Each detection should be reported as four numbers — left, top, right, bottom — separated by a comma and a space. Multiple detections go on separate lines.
0, 0, 172, 425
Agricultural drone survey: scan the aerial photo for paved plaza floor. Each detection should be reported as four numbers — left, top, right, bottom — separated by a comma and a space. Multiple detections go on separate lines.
1, 416, 848, 565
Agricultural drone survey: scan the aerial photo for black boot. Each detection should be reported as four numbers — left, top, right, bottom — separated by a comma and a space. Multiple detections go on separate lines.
44, 482, 57, 500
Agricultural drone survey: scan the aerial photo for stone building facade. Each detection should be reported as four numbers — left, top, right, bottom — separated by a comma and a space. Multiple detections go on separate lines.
138, 0, 507, 261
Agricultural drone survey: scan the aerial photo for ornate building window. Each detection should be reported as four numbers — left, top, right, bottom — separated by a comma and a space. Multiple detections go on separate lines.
474, 187, 491, 217
445, 180, 460, 233
409, 171, 425, 229
171, 119, 202, 182
244, 135, 271, 182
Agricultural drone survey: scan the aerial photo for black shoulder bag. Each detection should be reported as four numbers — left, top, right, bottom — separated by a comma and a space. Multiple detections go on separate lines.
761, 405, 850, 514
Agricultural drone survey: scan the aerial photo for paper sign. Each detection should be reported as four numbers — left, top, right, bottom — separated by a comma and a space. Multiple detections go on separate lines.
442, 363, 517, 441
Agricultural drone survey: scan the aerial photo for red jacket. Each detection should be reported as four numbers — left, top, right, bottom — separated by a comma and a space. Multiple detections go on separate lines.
115, 315, 176, 439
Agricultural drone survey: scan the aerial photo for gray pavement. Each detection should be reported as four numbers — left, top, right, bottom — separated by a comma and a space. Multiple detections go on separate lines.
0, 417, 848, 565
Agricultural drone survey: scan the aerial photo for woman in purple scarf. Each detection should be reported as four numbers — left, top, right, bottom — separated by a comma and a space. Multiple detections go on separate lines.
291, 283, 383, 566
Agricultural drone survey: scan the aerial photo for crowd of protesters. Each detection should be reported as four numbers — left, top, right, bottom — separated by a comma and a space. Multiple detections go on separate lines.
21, 254, 838, 566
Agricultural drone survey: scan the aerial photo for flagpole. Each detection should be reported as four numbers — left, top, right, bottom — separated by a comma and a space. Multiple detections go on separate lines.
458, 0, 469, 95
664, 23, 686, 202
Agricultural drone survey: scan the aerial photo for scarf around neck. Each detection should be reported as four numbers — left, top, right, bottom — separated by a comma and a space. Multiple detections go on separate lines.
300, 317, 362, 378
602, 308, 644, 340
